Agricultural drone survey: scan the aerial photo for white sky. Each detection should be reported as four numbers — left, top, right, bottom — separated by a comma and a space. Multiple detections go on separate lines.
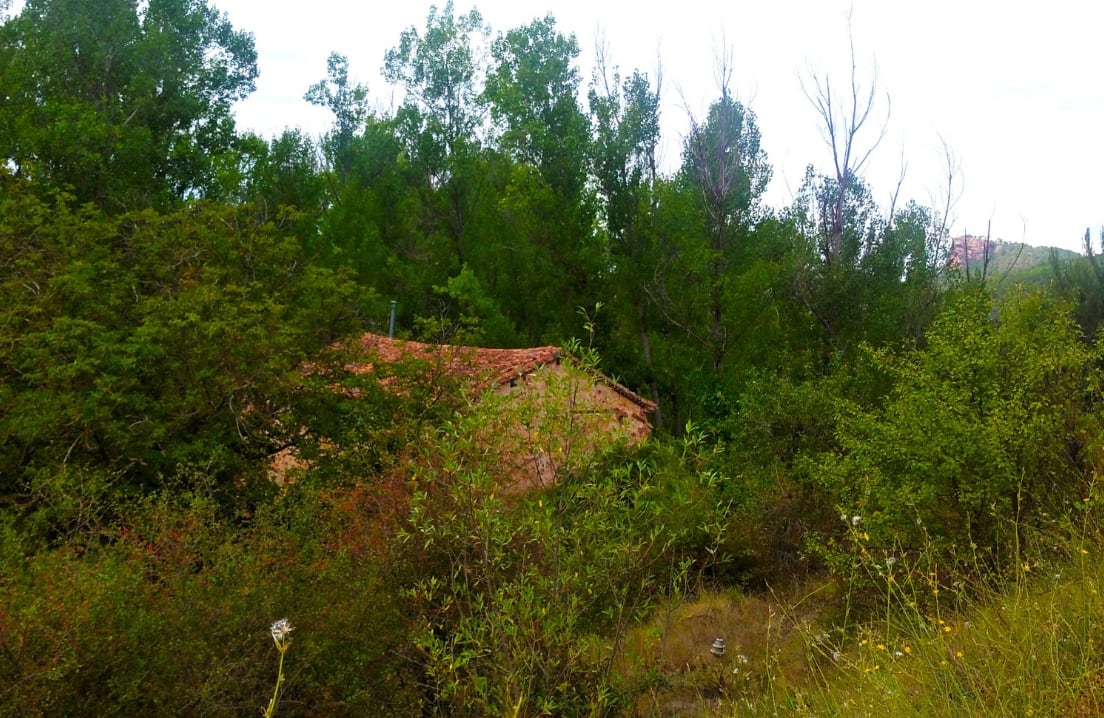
39, 0, 1104, 251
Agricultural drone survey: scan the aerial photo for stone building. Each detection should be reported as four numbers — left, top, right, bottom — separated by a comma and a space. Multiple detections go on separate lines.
270, 333, 657, 487
352, 333, 657, 487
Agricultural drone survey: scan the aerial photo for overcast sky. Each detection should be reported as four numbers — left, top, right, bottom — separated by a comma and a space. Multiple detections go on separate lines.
217, 1, 1098, 251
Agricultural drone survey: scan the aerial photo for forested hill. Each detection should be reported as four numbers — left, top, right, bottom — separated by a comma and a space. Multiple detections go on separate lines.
950, 235, 1081, 278
3, 2, 1104, 716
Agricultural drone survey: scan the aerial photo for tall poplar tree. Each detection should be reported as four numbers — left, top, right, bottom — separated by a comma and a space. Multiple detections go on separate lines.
383, 1, 488, 266
483, 15, 598, 342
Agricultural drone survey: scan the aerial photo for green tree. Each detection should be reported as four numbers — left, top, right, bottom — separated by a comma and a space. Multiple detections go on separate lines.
631, 90, 789, 429
588, 61, 666, 422
241, 130, 326, 228
0, 0, 257, 209
383, 1, 488, 163
315, 114, 455, 316
305, 52, 369, 185
589, 65, 661, 250
0, 174, 368, 518
786, 168, 949, 368
482, 15, 598, 342
679, 93, 772, 371
383, 1, 489, 267
485, 15, 588, 195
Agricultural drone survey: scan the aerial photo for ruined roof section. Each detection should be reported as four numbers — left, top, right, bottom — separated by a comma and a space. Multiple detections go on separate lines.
352, 333, 656, 412
353, 333, 563, 391
604, 377, 658, 413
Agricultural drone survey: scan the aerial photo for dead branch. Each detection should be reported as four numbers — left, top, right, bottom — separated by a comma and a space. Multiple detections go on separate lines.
799, 11, 890, 262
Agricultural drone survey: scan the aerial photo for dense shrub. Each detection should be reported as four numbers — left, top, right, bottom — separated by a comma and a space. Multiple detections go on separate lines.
0, 487, 419, 717
0, 181, 373, 512
809, 287, 1103, 581
398, 360, 734, 716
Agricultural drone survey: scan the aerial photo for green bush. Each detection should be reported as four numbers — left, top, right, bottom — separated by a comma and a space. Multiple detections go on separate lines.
0, 486, 419, 717
0, 180, 372, 514
397, 358, 733, 716
810, 286, 1103, 583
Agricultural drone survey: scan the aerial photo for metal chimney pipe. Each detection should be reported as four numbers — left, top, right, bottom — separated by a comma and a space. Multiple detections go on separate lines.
388, 300, 397, 338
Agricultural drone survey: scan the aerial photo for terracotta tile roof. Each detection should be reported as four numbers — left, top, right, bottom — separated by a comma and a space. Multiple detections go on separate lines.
604, 376, 658, 413
352, 333, 563, 391
350, 333, 656, 412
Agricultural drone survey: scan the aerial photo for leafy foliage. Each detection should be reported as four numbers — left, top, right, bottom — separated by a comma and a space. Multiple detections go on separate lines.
399, 358, 731, 716
0, 0, 257, 209
2, 3, 1101, 714
0, 175, 369, 521
812, 287, 1102, 574
0, 487, 419, 717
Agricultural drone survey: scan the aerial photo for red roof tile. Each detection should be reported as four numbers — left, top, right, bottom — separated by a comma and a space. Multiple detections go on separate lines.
350, 333, 656, 412
352, 333, 562, 391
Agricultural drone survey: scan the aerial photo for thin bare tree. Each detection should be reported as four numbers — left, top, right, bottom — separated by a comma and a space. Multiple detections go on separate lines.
800, 12, 890, 265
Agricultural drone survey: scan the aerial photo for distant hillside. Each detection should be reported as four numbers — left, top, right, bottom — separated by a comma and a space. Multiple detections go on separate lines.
950, 235, 1082, 285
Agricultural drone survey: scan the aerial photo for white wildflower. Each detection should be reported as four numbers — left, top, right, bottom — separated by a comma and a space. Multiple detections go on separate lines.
270, 618, 294, 648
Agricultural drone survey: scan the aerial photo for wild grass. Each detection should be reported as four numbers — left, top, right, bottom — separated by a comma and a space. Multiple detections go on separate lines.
627, 542, 1104, 717
610, 580, 839, 716
739, 553, 1104, 717
609, 491, 1104, 718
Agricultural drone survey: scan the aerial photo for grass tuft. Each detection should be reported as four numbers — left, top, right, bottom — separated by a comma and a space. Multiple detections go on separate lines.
725, 544, 1104, 717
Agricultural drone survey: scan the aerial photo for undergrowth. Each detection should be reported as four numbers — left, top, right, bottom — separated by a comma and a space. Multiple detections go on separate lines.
627, 504, 1104, 717
727, 546, 1104, 717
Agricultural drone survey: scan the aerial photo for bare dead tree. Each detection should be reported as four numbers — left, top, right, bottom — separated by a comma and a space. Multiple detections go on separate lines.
912, 132, 963, 285
892, 136, 963, 341
800, 12, 890, 265
961, 220, 995, 283
679, 41, 741, 248
592, 29, 616, 100
932, 135, 961, 253
886, 143, 908, 223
